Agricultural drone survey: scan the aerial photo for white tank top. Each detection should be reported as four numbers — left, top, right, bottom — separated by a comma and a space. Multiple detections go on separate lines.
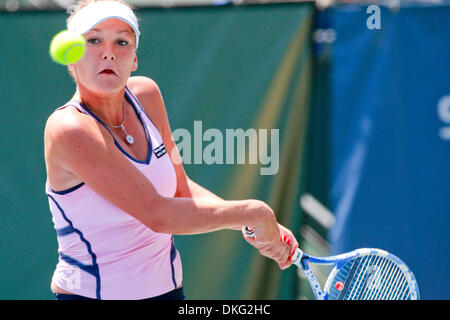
46, 86, 182, 299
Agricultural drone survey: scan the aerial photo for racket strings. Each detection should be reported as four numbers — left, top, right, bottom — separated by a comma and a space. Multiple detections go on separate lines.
377, 260, 401, 299
365, 256, 393, 299
362, 255, 391, 300
383, 263, 410, 300
335, 254, 374, 299
336, 259, 358, 300
356, 255, 384, 299
370, 257, 411, 300
345, 256, 369, 299
337, 254, 412, 300
349, 254, 380, 299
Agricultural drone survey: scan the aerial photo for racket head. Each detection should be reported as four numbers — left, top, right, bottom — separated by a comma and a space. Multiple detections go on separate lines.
323, 248, 419, 300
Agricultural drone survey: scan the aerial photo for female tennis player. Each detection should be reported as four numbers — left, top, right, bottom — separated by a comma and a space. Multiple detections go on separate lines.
45, 0, 298, 300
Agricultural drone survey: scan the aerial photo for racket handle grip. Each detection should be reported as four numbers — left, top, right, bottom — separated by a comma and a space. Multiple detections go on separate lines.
243, 226, 255, 237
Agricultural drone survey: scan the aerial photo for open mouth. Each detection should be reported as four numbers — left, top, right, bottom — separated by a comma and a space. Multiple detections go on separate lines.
99, 69, 116, 75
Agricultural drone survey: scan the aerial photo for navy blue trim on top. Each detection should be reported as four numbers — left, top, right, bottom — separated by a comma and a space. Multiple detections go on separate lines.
51, 182, 85, 195
79, 90, 153, 165
59, 252, 99, 277
124, 88, 153, 164
47, 194, 101, 300
124, 86, 162, 135
55, 225, 76, 237
170, 237, 177, 289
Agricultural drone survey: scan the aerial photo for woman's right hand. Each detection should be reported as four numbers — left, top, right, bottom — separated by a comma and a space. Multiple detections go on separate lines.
242, 200, 293, 269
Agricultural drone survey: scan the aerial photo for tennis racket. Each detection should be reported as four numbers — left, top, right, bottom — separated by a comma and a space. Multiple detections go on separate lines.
243, 227, 420, 300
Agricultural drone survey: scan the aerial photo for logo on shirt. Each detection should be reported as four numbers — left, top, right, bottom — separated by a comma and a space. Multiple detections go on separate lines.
154, 143, 167, 159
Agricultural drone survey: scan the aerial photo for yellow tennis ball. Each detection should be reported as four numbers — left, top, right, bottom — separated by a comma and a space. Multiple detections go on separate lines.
49, 30, 86, 65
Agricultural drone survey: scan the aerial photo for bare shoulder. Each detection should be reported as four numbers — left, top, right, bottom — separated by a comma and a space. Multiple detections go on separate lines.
127, 76, 161, 98
44, 106, 112, 174
127, 76, 167, 131
45, 106, 108, 152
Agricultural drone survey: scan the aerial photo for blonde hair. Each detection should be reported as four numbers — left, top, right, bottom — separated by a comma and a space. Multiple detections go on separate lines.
66, 0, 137, 80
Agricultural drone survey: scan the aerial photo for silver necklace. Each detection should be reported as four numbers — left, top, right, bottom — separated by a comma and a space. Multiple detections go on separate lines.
84, 100, 135, 144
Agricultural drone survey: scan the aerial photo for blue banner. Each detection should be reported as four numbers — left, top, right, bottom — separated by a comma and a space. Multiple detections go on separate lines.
326, 4, 450, 299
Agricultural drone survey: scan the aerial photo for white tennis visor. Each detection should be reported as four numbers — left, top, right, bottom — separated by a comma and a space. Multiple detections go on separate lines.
68, 1, 141, 49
